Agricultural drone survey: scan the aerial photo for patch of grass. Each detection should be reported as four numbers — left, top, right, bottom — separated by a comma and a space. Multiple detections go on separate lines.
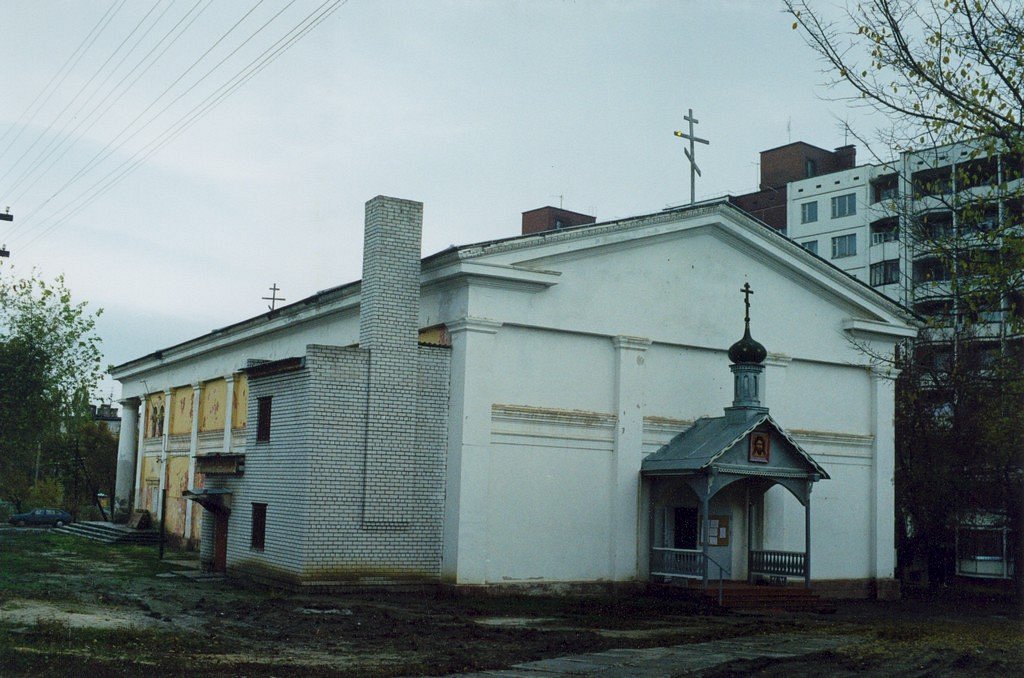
0, 619, 238, 675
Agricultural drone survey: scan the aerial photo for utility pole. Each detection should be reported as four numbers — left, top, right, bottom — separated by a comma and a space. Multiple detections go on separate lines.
1, 206, 12, 258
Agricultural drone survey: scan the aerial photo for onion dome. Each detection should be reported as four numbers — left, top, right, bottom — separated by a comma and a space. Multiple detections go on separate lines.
729, 282, 767, 364
728, 324, 767, 364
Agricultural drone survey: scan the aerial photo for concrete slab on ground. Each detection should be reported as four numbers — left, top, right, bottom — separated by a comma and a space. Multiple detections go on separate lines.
454, 632, 852, 676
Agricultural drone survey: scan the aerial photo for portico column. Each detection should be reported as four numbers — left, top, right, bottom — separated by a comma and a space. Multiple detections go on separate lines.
157, 388, 172, 520
870, 366, 898, 596
610, 335, 651, 581
442, 317, 501, 585
222, 375, 235, 454
114, 397, 141, 519
133, 398, 147, 510
184, 383, 202, 540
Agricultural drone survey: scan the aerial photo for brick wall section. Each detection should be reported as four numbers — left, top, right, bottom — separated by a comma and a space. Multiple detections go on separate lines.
220, 363, 313, 579
218, 343, 450, 583
521, 206, 596, 235
359, 196, 425, 527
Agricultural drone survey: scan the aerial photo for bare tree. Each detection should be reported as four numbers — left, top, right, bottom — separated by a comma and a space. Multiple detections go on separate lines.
787, 0, 1023, 597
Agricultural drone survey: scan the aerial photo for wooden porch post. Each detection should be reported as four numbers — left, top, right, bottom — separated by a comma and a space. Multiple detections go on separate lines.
701, 491, 710, 589
747, 486, 754, 584
804, 490, 812, 588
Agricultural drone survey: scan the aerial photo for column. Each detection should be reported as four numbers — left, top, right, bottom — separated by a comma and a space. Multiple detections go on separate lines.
441, 317, 501, 584
609, 335, 651, 581
184, 383, 202, 540
114, 397, 140, 519
222, 375, 235, 454
133, 397, 147, 510
157, 388, 172, 519
870, 366, 898, 596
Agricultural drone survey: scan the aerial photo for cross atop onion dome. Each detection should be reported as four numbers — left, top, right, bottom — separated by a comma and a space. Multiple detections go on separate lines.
727, 283, 767, 365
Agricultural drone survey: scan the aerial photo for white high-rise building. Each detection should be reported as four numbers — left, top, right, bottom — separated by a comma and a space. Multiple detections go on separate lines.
784, 140, 1021, 582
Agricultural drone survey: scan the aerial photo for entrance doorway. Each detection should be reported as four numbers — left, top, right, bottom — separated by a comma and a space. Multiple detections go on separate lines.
213, 512, 228, 573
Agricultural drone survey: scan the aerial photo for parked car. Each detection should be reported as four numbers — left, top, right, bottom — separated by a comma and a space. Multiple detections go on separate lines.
7, 508, 73, 527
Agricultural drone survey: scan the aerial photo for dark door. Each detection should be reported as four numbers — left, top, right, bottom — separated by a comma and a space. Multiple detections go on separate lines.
213, 512, 228, 573
673, 506, 699, 549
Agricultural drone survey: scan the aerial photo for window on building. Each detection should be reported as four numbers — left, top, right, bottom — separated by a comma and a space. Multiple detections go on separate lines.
251, 503, 267, 551
956, 156, 998, 190
870, 259, 900, 286
913, 257, 950, 282
256, 396, 272, 442
800, 240, 818, 255
870, 218, 899, 244
831, 233, 857, 258
800, 201, 818, 224
912, 166, 952, 197
915, 211, 953, 240
804, 158, 817, 178
956, 524, 1013, 579
831, 193, 857, 218
871, 174, 898, 203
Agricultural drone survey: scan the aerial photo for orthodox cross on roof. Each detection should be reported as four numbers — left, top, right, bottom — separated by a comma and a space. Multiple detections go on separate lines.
262, 283, 285, 311
741, 282, 753, 324
673, 108, 710, 204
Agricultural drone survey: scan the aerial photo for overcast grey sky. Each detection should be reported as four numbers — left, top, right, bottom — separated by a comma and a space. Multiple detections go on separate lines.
0, 0, 874, 400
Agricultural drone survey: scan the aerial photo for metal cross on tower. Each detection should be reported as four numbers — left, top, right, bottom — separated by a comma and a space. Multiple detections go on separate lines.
673, 108, 710, 204
262, 283, 285, 311
741, 282, 754, 324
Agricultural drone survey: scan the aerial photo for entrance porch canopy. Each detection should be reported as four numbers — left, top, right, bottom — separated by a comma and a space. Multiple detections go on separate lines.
641, 410, 828, 504
642, 409, 829, 587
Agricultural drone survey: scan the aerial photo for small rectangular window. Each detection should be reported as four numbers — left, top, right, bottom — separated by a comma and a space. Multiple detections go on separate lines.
251, 503, 267, 551
831, 193, 857, 218
800, 201, 818, 224
870, 259, 900, 286
801, 240, 818, 255
256, 396, 272, 442
831, 233, 857, 258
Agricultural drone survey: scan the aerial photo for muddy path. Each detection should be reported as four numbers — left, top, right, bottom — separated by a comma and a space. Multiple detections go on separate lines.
1, 530, 1020, 676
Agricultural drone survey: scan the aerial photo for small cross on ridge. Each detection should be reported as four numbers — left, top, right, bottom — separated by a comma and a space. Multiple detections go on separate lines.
741, 282, 753, 323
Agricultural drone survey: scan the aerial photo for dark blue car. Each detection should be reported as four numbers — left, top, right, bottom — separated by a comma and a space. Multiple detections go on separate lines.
7, 508, 72, 527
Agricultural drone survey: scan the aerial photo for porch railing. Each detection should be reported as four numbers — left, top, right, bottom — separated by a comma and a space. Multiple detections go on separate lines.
748, 549, 806, 578
650, 547, 731, 604
650, 547, 704, 580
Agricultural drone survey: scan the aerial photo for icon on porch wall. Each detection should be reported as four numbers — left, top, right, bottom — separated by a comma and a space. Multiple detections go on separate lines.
749, 432, 771, 463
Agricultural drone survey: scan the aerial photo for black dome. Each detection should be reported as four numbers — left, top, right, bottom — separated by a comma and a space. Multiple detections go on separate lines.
728, 325, 767, 364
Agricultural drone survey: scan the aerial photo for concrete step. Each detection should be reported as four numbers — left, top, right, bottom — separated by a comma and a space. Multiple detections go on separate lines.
706, 585, 836, 613
54, 521, 162, 545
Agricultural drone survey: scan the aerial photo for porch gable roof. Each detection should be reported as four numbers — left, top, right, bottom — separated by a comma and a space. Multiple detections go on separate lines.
640, 411, 829, 480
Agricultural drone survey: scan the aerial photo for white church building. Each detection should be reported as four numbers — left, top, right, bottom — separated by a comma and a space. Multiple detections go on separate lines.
111, 196, 916, 598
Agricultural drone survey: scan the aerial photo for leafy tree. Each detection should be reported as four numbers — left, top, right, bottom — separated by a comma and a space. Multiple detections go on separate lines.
0, 265, 104, 510
787, 0, 1024, 598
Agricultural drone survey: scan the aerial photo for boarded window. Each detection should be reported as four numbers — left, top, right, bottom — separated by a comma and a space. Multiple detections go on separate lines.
256, 396, 272, 442
251, 503, 267, 551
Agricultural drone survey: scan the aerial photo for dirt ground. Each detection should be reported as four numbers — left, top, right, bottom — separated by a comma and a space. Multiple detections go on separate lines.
0, 529, 1020, 676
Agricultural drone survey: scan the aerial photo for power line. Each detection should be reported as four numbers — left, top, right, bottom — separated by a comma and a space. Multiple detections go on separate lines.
0, 0, 158, 193
0, 0, 124, 164
11, 0, 265, 236
5, 0, 209, 210
17, 0, 347, 253
2, 0, 173, 199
